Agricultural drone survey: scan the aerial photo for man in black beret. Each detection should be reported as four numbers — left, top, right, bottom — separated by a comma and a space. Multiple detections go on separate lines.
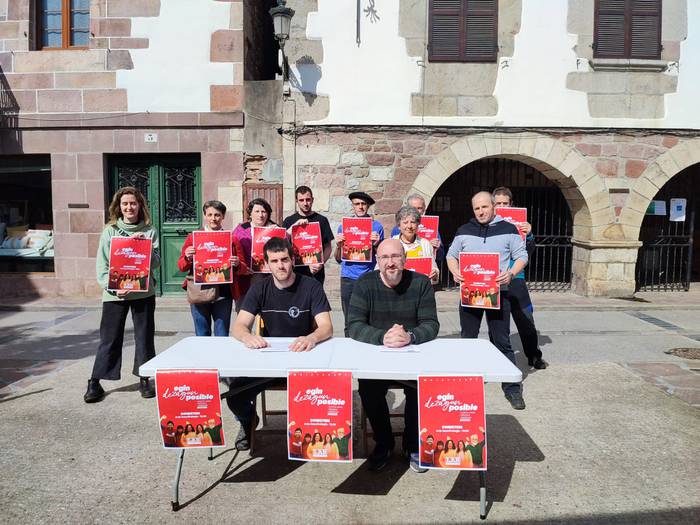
334, 191, 384, 318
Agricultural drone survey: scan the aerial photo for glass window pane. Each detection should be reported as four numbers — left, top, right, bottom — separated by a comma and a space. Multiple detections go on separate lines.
41, 0, 63, 48
70, 0, 90, 46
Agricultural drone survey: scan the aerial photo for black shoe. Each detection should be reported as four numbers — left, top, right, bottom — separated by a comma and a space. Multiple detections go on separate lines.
235, 415, 259, 451
368, 444, 393, 471
506, 392, 526, 410
530, 358, 548, 370
139, 377, 155, 398
84, 379, 105, 403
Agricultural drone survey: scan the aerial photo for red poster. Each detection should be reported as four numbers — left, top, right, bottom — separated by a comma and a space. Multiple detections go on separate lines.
495, 207, 527, 239
405, 257, 433, 276
418, 375, 487, 471
251, 226, 287, 273
459, 252, 500, 309
287, 370, 353, 463
418, 215, 439, 241
341, 217, 372, 262
192, 230, 232, 284
155, 369, 225, 449
107, 236, 152, 292
291, 222, 323, 267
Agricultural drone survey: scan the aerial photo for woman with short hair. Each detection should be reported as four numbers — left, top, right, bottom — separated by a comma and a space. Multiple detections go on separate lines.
84, 186, 160, 404
392, 205, 439, 281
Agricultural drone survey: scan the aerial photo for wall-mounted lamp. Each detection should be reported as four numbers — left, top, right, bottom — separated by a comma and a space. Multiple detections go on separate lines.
270, 0, 295, 96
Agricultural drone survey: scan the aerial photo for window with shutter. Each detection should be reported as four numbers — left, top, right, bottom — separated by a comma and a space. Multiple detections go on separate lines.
428, 0, 498, 63
594, 0, 661, 60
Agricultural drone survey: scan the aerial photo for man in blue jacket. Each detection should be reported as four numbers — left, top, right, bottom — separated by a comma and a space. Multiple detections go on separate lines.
446, 191, 528, 410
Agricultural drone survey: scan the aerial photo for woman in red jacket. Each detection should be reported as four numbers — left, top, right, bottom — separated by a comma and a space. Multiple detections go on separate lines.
178, 200, 249, 336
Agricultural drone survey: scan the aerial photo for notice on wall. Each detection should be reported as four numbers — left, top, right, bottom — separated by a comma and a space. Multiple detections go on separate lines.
287, 370, 353, 463
341, 217, 373, 262
251, 226, 288, 273
459, 252, 500, 309
669, 198, 687, 222
291, 222, 323, 266
108, 236, 152, 292
418, 375, 487, 470
646, 200, 667, 216
155, 369, 225, 449
192, 230, 232, 284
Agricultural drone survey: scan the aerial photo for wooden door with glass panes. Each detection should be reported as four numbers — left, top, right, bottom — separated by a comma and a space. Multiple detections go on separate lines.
110, 155, 201, 295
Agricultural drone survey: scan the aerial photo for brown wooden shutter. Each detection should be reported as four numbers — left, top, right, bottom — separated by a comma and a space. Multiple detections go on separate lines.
594, 0, 627, 58
429, 0, 497, 63
464, 0, 498, 62
243, 183, 283, 225
595, 0, 661, 59
630, 0, 661, 59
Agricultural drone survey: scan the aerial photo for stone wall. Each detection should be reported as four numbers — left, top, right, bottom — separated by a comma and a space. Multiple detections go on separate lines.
290, 128, 700, 296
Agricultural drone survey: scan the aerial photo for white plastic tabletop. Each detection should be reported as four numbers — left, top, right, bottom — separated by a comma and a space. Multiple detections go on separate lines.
139, 336, 522, 383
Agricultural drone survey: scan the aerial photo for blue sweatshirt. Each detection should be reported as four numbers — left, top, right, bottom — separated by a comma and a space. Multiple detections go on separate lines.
446, 215, 528, 278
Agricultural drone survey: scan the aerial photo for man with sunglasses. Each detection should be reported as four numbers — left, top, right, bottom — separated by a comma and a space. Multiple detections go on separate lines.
346, 239, 439, 472
335, 191, 384, 318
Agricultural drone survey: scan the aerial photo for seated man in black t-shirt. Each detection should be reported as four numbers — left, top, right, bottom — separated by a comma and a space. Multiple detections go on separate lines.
228, 237, 333, 450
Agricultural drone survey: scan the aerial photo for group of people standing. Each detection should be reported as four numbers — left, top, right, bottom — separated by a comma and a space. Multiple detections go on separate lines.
82, 182, 546, 475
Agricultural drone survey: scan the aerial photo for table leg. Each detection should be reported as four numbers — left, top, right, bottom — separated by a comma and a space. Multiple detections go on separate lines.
208, 447, 213, 461
171, 449, 185, 511
479, 471, 486, 520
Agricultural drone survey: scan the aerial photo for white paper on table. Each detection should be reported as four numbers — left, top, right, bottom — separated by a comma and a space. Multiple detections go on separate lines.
259, 338, 296, 352
380, 345, 419, 353
670, 198, 686, 222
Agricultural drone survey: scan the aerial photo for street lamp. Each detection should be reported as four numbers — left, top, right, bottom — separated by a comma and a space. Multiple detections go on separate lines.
270, 0, 295, 94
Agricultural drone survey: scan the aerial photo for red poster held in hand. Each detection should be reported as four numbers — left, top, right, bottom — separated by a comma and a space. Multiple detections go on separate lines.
107, 236, 152, 292
251, 226, 287, 273
495, 207, 527, 240
287, 370, 353, 462
341, 217, 372, 262
405, 257, 433, 277
418, 375, 487, 470
459, 252, 500, 309
192, 230, 232, 284
417, 215, 439, 242
291, 222, 323, 267
155, 369, 225, 449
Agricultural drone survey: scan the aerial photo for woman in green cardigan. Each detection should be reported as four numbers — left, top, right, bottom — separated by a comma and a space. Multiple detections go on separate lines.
84, 186, 160, 403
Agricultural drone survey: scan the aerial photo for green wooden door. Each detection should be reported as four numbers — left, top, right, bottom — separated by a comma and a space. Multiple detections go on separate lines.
110, 155, 201, 295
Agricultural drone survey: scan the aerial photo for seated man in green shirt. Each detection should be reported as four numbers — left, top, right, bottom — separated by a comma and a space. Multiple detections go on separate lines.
346, 239, 439, 472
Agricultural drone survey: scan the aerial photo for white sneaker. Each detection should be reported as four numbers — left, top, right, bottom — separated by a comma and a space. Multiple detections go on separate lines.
409, 453, 428, 473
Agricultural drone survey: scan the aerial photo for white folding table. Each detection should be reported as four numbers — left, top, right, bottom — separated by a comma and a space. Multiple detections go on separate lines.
140, 336, 522, 519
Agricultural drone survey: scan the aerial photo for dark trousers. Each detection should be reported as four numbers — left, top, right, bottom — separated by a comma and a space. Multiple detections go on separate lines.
340, 277, 356, 319
459, 292, 522, 396
359, 379, 418, 453
508, 278, 542, 362
91, 296, 156, 380
225, 377, 286, 427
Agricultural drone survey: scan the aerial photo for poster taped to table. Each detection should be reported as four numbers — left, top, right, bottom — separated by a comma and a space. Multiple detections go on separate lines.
287, 370, 353, 462
418, 375, 487, 470
670, 198, 686, 222
417, 215, 439, 242
155, 369, 225, 449
459, 252, 500, 309
291, 222, 323, 266
251, 226, 287, 273
341, 217, 373, 262
108, 236, 152, 292
192, 230, 232, 284
405, 256, 433, 276
495, 207, 527, 239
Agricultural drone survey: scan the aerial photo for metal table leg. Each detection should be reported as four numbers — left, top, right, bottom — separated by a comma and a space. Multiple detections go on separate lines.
479, 471, 486, 520
172, 449, 185, 511
208, 447, 213, 461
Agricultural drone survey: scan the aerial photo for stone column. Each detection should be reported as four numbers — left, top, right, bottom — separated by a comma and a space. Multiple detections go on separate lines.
571, 240, 642, 297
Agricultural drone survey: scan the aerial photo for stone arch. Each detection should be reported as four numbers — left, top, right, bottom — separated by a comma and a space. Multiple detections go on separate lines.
409, 132, 610, 242
619, 138, 700, 240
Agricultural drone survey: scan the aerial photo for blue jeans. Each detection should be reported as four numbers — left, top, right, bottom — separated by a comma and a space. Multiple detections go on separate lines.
190, 298, 233, 337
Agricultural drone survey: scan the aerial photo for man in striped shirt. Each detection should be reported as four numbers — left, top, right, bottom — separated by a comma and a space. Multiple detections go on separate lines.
346, 239, 440, 471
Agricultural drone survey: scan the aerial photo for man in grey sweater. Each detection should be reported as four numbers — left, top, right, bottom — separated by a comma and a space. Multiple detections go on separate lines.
447, 191, 528, 410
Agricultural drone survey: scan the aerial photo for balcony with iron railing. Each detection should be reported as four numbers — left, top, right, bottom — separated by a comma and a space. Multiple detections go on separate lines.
0, 65, 21, 150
